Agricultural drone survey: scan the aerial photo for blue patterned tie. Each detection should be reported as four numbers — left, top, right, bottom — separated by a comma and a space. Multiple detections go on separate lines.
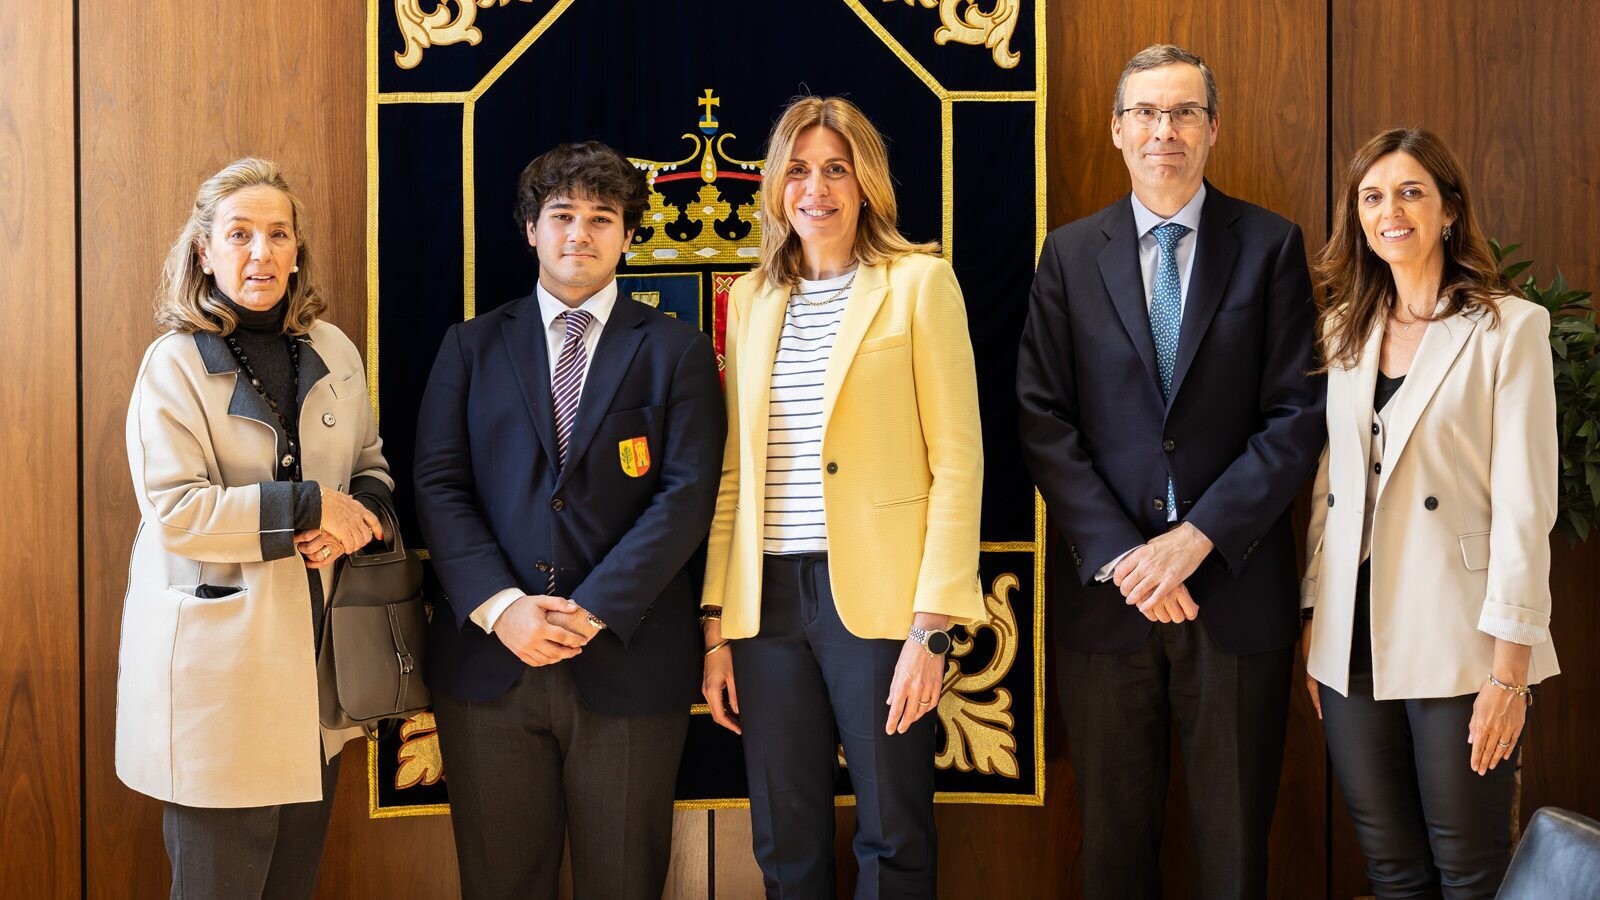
1150, 222, 1188, 514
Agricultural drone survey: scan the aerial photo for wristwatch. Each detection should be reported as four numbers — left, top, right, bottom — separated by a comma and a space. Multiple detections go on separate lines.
908, 625, 952, 655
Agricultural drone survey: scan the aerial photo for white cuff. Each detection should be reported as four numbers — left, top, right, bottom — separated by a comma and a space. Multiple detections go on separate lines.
470, 587, 525, 634
1477, 613, 1550, 647
1095, 546, 1141, 583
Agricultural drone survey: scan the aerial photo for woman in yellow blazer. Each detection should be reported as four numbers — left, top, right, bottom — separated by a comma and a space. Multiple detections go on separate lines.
700, 96, 984, 898
119, 158, 389, 898
1301, 128, 1558, 899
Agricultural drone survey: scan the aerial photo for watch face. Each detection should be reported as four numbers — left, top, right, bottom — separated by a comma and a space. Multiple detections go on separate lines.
926, 630, 953, 655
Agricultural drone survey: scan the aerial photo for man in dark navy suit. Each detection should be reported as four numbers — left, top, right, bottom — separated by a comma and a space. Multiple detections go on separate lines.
1016, 45, 1325, 899
414, 141, 724, 899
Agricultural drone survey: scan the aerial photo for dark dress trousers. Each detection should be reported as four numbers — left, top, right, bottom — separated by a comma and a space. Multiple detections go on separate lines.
1016, 184, 1325, 898
414, 291, 725, 898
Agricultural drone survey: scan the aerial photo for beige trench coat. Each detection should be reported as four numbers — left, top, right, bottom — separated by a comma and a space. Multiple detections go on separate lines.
117, 320, 391, 808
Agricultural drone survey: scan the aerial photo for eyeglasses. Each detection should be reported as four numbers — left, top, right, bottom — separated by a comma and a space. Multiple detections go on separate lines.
1118, 105, 1209, 129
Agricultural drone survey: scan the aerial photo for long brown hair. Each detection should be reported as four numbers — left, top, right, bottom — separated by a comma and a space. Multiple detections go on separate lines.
154, 157, 326, 336
754, 96, 938, 289
1313, 128, 1507, 370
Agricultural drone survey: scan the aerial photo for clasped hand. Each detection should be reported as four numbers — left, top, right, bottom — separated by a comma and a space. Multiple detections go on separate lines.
295, 487, 385, 569
495, 594, 601, 668
1112, 522, 1213, 623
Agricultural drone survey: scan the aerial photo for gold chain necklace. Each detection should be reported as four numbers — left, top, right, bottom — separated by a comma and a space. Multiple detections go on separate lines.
794, 272, 856, 307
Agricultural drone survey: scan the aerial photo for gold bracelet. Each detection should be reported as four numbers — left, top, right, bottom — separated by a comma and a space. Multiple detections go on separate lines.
704, 639, 730, 657
1487, 673, 1532, 699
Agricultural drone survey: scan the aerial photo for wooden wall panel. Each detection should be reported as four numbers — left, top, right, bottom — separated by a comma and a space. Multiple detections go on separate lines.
0, 2, 81, 897
1333, 2, 1600, 894
1037, 2, 1330, 898
73, 3, 450, 896
47, 1, 1600, 898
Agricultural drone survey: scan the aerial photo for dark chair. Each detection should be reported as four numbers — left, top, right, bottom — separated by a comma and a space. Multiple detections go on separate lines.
1497, 806, 1600, 899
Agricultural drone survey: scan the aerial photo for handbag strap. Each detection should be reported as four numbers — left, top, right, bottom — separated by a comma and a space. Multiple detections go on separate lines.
346, 499, 409, 568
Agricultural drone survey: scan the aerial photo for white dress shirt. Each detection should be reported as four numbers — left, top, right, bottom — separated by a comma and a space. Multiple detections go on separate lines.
1097, 185, 1207, 580
471, 278, 620, 633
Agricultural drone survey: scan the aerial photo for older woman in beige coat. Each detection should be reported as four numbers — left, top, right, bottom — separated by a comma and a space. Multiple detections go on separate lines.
119, 157, 389, 899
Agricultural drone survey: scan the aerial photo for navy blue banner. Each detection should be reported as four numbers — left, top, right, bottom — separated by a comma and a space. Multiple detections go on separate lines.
365, 0, 1046, 814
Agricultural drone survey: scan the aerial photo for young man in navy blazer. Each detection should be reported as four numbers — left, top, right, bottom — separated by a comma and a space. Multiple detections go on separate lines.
414, 141, 725, 898
1016, 45, 1325, 898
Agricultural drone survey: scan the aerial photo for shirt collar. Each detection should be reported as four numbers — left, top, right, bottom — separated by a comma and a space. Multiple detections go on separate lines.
535, 278, 618, 331
1130, 183, 1207, 238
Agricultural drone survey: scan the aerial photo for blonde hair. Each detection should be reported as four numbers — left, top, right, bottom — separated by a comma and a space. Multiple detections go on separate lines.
154, 157, 325, 335
754, 96, 938, 289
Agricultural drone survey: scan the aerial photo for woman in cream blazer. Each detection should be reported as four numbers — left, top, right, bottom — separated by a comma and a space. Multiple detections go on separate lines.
699, 97, 983, 898
1302, 129, 1558, 899
120, 158, 389, 898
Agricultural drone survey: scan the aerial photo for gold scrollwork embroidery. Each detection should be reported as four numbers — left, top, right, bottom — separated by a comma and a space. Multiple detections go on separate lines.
887, 0, 1021, 70
393, 711, 446, 790
394, 0, 530, 70
934, 572, 1020, 777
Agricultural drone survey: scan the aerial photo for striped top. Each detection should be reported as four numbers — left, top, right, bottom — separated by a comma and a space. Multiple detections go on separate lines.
763, 271, 854, 553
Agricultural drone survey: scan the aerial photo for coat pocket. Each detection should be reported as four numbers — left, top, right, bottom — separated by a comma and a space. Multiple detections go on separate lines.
873, 492, 929, 510
1458, 531, 1490, 571
858, 331, 910, 354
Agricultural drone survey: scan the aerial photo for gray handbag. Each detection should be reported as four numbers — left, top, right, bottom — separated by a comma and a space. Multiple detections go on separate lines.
316, 504, 431, 733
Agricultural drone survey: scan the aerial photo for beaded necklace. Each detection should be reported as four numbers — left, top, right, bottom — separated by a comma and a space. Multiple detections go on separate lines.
221, 331, 304, 481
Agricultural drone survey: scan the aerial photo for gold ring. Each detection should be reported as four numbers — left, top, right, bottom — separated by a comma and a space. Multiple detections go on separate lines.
1497, 739, 1512, 747
918, 700, 931, 705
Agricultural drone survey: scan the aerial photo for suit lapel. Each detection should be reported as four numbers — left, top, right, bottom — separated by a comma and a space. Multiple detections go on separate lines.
821, 262, 890, 429
555, 295, 645, 490
499, 296, 561, 469
1169, 186, 1240, 400
1377, 307, 1479, 497
1097, 200, 1162, 394
741, 278, 789, 467
1332, 323, 1383, 475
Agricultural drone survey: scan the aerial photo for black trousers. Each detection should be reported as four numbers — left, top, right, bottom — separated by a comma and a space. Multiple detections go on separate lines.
1056, 620, 1292, 900
432, 660, 689, 900
162, 749, 341, 900
1319, 563, 1518, 899
734, 553, 938, 900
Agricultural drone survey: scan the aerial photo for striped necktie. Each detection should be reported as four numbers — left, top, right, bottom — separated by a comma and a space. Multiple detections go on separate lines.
551, 308, 594, 469
1150, 222, 1188, 515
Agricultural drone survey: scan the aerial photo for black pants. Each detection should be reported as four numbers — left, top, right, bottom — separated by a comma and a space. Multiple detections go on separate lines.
162, 750, 341, 900
1319, 563, 1518, 899
734, 553, 938, 900
432, 661, 690, 900
1056, 621, 1292, 900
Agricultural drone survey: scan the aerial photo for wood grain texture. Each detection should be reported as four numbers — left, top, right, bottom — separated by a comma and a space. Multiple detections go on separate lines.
72, 2, 415, 896
0, 2, 81, 897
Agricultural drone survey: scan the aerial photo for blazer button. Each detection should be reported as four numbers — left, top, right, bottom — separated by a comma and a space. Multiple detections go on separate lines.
536, 560, 551, 573
551, 498, 565, 511
1328, 493, 1335, 507
1153, 498, 1166, 511
322, 412, 337, 427
1373, 462, 1382, 474
1372, 422, 1380, 435
826, 461, 838, 474
1162, 438, 1176, 452
1424, 496, 1439, 511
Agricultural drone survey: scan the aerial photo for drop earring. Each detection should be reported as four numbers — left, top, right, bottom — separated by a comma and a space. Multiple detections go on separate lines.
1442, 223, 1452, 242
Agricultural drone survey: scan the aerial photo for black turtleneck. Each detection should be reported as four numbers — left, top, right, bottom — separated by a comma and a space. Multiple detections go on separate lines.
219, 294, 323, 535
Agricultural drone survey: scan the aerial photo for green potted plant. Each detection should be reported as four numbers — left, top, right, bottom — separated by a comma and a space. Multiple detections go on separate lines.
1492, 241, 1598, 542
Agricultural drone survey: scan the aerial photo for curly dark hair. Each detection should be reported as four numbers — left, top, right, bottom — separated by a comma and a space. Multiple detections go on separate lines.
513, 140, 649, 238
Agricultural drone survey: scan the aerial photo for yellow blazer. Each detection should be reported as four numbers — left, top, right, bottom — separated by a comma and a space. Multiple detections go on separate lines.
1301, 296, 1559, 699
702, 253, 985, 639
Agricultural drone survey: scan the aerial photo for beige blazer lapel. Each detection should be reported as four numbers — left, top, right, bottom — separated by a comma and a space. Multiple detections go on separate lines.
820, 262, 890, 429
741, 278, 790, 465
1334, 322, 1384, 470
1377, 306, 1480, 497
